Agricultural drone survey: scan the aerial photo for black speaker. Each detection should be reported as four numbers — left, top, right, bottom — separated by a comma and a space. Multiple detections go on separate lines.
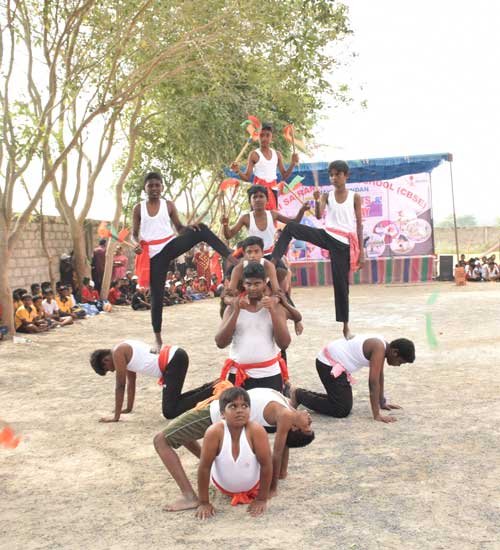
439, 255, 454, 281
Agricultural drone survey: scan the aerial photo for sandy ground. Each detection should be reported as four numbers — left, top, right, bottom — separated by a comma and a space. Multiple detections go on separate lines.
1, 282, 499, 550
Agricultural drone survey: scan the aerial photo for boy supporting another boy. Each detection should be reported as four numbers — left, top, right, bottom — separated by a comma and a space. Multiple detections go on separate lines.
196, 387, 272, 519
216, 262, 290, 392
153, 386, 314, 512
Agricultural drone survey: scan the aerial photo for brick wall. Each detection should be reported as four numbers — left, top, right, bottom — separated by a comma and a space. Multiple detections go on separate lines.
8, 216, 101, 289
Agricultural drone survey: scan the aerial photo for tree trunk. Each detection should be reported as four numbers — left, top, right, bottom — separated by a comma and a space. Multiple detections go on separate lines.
100, 240, 117, 301
69, 220, 91, 288
0, 241, 14, 336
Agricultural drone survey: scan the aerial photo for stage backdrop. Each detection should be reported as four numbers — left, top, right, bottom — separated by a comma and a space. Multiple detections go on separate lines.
227, 153, 450, 285
278, 172, 434, 263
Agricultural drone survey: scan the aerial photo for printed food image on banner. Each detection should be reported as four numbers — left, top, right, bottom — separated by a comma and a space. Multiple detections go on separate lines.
277, 172, 434, 262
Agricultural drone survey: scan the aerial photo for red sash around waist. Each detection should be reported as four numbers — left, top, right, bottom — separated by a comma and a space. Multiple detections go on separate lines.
220, 354, 288, 387
325, 228, 360, 271
157, 344, 172, 385
212, 479, 260, 506
135, 235, 175, 287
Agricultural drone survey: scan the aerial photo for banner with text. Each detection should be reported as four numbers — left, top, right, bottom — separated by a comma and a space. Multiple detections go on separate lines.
278, 173, 434, 262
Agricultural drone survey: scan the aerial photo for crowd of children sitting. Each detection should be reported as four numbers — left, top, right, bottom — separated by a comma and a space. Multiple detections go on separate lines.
1, 250, 224, 340
458, 254, 499, 282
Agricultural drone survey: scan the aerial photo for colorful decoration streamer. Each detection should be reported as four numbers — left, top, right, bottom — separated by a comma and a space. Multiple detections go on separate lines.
283, 124, 308, 153
425, 291, 440, 349
97, 223, 134, 249
0, 426, 21, 449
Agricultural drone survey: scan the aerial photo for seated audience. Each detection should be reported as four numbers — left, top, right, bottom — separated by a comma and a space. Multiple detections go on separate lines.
131, 286, 151, 310
42, 289, 73, 326
108, 280, 130, 305
15, 294, 49, 333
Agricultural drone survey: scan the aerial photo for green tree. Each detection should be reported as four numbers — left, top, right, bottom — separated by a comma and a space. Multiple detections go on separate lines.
437, 214, 478, 228
1, 0, 351, 329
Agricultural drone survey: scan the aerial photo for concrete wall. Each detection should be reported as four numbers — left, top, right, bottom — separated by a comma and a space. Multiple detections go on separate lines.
434, 226, 500, 255
7, 216, 500, 290
8, 216, 100, 290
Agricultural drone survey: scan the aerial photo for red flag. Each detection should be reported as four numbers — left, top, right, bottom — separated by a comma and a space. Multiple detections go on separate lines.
220, 178, 240, 191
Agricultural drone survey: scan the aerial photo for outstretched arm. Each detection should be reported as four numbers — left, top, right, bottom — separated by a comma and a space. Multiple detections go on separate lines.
99, 347, 129, 423
196, 425, 221, 519
277, 151, 299, 180
222, 213, 249, 240
368, 341, 395, 423
122, 371, 136, 413
168, 201, 188, 234
247, 424, 273, 517
228, 262, 244, 295
131, 203, 142, 253
269, 409, 294, 495
231, 151, 259, 182
274, 204, 310, 225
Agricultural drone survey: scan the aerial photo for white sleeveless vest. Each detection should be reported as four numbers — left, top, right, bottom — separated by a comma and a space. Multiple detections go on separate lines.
317, 335, 385, 374
253, 148, 278, 182
117, 339, 178, 378
324, 190, 356, 245
229, 309, 280, 378
211, 421, 260, 493
139, 199, 175, 258
248, 211, 276, 253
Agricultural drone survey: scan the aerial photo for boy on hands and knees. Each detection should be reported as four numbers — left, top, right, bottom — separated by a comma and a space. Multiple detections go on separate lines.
90, 341, 215, 423
272, 160, 365, 339
153, 385, 314, 512
196, 387, 272, 519
291, 336, 415, 423
132, 172, 236, 351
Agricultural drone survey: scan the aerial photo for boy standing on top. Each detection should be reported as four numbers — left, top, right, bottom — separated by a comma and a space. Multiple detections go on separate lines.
132, 172, 236, 351
222, 185, 309, 257
271, 160, 364, 339
196, 387, 272, 519
230, 123, 299, 210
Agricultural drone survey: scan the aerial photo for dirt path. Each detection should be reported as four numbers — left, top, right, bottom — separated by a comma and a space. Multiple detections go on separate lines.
1, 282, 499, 549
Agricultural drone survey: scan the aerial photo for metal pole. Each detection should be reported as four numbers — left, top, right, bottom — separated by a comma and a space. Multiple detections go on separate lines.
428, 171, 437, 280
448, 155, 460, 262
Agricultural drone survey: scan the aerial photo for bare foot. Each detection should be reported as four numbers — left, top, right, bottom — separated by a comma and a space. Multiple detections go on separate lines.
289, 386, 299, 408
294, 321, 304, 336
163, 494, 198, 512
152, 333, 163, 353
279, 471, 288, 480
343, 324, 354, 340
